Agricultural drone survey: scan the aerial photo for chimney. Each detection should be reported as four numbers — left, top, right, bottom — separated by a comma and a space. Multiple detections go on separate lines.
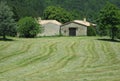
83, 18, 86, 22
38, 17, 41, 21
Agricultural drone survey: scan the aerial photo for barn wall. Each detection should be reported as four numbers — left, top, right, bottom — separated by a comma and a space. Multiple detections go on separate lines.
37, 23, 60, 36
61, 23, 87, 36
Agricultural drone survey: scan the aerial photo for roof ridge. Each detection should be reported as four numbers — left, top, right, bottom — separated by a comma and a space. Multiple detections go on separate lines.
39, 20, 62, 25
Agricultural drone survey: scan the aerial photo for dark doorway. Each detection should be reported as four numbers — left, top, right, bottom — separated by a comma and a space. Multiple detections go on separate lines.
69, 28, 76, 36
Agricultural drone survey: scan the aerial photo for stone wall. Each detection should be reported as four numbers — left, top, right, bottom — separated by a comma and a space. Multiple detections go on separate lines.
61, 22, 87, 36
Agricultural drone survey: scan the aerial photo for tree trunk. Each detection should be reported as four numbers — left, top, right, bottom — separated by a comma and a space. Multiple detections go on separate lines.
3, 32, 6, 40
112, 34, 114, 40
111, 27, 115, 40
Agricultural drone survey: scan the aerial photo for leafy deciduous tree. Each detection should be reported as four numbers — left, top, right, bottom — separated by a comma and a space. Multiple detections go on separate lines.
18, 17, 41, 38
43, 6, 73, 23
0, 1, 16, 39
97, 2, 120, 40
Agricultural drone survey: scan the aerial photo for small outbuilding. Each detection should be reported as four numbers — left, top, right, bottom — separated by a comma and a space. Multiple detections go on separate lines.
60, 19, 95, 36
38, 20, 62, 36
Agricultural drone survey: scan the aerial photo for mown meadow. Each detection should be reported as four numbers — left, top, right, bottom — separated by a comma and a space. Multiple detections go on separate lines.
0, 37, 120, 81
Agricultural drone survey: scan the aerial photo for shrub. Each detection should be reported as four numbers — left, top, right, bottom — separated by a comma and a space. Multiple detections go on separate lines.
18, 17, 41, 38
87, 26, 96, 36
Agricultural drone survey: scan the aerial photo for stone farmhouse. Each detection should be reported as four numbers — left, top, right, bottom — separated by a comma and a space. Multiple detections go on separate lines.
38, 20, 62, 36
60, 18, 96, 36
38, 18, 95, 36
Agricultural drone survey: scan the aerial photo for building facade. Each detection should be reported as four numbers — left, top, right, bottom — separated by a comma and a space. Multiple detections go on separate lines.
60, 19, 96, 36
38, 20, 62, 36
60, 22, 87, 36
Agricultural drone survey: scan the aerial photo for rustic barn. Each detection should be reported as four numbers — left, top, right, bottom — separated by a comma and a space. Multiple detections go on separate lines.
60, 19, 95, 36
38, 20, 62, 36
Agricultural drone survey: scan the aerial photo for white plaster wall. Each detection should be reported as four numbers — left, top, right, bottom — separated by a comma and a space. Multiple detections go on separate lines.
37, 23, 60, 36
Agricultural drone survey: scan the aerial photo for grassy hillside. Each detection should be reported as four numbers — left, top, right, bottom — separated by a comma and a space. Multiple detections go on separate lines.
0, 37, 120, 81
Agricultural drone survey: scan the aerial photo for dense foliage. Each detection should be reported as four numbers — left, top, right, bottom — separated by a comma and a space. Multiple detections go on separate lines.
0, 1, 16, 39
18, 17, 41, 38
97, 2, 120, 40
4, 0, 120, 22
87, 26, 96, 36
43, 6, 73, 23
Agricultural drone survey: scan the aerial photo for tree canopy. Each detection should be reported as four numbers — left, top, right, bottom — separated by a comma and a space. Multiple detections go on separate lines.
17, 17, 41, 38
97, 2, 120, 40
4, 0, 120, 22
43, 6, 73, 23
0, 1, 16, 39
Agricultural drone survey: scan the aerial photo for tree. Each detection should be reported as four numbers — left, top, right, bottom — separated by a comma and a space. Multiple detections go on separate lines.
0, 1, 16, 39
43, 6, 73, 23
12, 6, 20, 21
18, 17, 41, 38
116, 24, 120, 39
87, 26, 96, 36
4, 0, 120, 22
97, 2, 120, 40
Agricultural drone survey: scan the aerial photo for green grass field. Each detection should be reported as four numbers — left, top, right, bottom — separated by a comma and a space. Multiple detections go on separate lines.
0, 37, 120, 81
